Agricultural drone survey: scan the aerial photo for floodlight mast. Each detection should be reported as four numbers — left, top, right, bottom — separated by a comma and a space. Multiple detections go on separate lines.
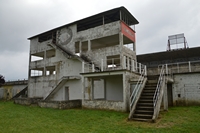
167, 33, 189, 51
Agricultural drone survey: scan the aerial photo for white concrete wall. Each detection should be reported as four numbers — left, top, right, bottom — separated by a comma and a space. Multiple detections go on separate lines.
105, 75, 123, 101
93, 79, 105, 99
51, 79, 82, 101
173, 73, 200, 105
0, 84, 27, 99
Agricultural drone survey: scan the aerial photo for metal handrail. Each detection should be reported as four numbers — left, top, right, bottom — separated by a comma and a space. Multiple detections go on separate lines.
153, 65, 165, 107
130, 67, 146, 108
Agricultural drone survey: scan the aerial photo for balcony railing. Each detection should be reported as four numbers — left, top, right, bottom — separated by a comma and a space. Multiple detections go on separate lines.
82, 56, 147, 75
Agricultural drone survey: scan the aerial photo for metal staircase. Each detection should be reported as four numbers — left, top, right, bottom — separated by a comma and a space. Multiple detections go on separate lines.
132, 77, 157, 121
129, 65, 167, 122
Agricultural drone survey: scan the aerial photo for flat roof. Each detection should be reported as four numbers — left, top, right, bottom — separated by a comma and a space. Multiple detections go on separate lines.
137, 46, 200, 62
28, 6, 139, 40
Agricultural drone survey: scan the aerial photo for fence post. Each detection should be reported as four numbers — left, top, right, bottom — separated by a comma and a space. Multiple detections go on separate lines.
101, 59, 104, 71
92, 64, 95, 72
177, 63, 179, 73
135, 61, 138, 72
188, 61, 191, 72
132, 60, 135, 72
139, 63, 142, 74
127, 58, 130, 70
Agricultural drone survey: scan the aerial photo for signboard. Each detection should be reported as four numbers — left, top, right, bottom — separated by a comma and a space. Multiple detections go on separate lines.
121, 22, 135, 42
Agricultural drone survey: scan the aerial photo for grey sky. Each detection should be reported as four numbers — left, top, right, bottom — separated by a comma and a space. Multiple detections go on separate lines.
0, 0, 200, 80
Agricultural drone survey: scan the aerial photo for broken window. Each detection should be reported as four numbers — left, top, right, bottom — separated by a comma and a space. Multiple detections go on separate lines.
31, 51, 44, 62
81, 41, 88, 52
31, 69, 43, 77
46, 49, 55, 58
106, 55, 120, 69
46, 66, 56, 76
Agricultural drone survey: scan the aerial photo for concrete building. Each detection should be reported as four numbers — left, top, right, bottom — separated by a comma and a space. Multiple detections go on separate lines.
3, 6, 199, 122
27, 6, 144, 112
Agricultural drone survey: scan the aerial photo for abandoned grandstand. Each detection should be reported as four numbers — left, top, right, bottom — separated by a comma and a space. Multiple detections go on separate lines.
0, 6, 200, 122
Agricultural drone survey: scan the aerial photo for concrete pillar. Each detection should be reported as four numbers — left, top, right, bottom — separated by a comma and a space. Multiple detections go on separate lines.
119, 32, 123, 46
135, 61, 138, 72
188, 61, 191, 72
79, 41, 82, 54
139, 63, 142, 74
127, 58, 130, 70
131, 60, 135, 72
88, 40, 91, 51
163, 82, 168, 111
82, 61, 85, 73
123, 56, 126, 69
101, 59, 104, 71
92, 64, 95, 72
43, 52, 46, 76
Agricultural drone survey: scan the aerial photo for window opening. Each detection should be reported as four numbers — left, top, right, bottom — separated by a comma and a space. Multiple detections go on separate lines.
106, 55, 120, 70
31, 69, 43, 77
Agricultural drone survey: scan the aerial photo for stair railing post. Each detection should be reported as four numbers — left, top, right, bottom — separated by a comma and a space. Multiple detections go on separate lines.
144, 65, 147, 76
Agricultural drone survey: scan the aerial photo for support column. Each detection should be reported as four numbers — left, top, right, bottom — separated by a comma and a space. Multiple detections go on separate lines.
123, 56, 126, 69
163, 82, 168, 111
44, 51, 47, 76
131, 60, 135, 72
88, 40, 91, 51
119, 32, 123, 46
127, 57, 130, 70
82, 61, 85, 73
79, 41, 82, 54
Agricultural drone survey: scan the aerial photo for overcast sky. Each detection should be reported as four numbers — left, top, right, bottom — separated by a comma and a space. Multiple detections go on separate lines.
0, 0, 200, 80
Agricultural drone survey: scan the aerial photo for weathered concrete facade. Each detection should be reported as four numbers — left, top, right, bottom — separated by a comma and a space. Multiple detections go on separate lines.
26, 7, 142, 112
137, 48, 200, 106
0, 80, 27, 100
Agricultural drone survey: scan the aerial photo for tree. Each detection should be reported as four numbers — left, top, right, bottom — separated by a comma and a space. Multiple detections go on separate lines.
0, 74, 5, 87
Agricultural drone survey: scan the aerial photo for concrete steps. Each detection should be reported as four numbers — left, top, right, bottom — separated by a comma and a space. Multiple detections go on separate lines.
132, 76, 158, 122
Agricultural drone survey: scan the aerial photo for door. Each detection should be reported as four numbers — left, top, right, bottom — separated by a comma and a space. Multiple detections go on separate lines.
167, 84, 173, 106
65, 87, 69, 101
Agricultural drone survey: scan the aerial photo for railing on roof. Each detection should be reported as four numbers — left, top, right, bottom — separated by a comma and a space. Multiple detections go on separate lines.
158, 60, 200, 75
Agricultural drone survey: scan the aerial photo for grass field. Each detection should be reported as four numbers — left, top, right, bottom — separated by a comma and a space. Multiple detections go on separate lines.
0, 101, 200, 133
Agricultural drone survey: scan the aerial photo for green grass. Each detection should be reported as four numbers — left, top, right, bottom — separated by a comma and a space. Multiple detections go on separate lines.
0, 101, 200, 133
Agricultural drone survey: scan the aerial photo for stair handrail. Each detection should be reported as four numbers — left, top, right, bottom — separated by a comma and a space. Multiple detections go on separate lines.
153, 65, 165, 108
130, 66, 146, 108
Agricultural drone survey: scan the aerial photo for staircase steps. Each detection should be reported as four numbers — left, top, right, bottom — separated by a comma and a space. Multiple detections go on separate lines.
131, 78, 158, 121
